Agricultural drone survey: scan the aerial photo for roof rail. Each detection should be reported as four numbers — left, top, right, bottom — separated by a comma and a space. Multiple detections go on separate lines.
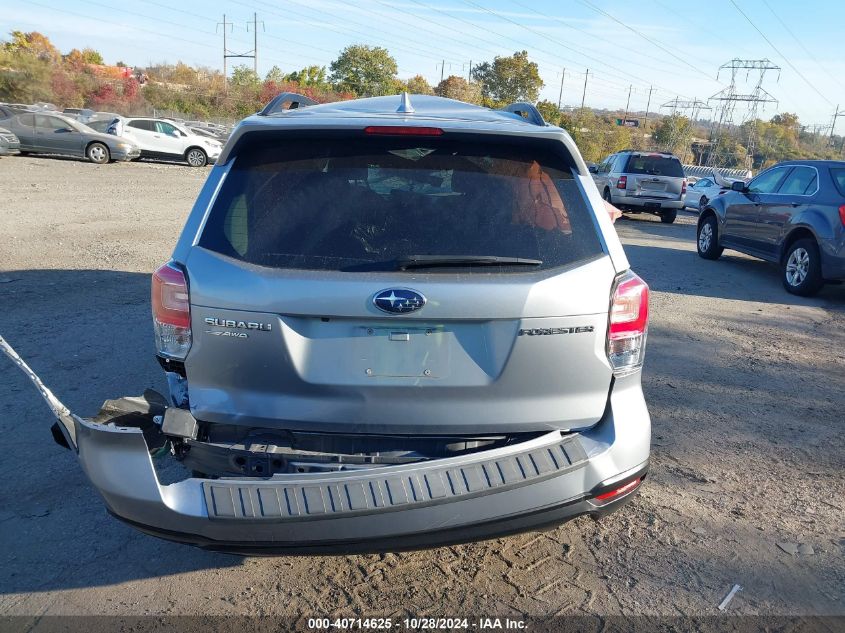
259, 92, 319, 116
499, 102, 546, 126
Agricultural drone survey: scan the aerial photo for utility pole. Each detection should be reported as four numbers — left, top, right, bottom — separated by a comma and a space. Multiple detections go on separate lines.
246, 13, 265, 75
467, 60, 472, 82
216, 14, 233, 85
440, 59, 445, 83
830, 104, 843, 144
623, 84, 632, 124
643, 85, 654, 130
558, 68, 566, 109
581, 69, 589, 110
659, 98, 711, 161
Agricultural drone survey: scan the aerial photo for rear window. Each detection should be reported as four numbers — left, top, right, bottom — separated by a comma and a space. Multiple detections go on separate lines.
831, 168, 845, 197
624, 154, 685, 177
199, 135, 603, 272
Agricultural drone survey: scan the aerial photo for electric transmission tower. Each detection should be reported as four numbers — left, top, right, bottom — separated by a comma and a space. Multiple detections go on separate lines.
659, 97, 711, 163
706, 59, 780, 169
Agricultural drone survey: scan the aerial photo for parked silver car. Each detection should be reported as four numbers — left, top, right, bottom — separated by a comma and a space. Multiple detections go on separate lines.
120, 117, 222, 166
6, 112, 140, 163
591, 150, 687, 223
3, 94, 651, 554
0, 126, 20, 156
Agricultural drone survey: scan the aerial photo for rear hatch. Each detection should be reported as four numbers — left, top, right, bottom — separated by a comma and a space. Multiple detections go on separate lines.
623, 153, 685, 200
184, 130, 617, 436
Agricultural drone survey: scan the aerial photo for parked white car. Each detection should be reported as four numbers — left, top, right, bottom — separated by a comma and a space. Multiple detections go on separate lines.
121, 117, 222, 166
683, 172, 738, 211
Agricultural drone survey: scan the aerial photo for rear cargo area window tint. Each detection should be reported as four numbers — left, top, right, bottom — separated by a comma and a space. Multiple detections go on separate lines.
624, 155, 685, 177
199, 136, 603, 272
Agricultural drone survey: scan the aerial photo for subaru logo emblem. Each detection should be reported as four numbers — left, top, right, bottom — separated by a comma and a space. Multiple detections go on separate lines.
373, 288, 426, 314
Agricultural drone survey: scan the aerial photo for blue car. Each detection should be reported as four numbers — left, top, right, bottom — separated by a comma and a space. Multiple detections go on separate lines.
696, 160, 845, 296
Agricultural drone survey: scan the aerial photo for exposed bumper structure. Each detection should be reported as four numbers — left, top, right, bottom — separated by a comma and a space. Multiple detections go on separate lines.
1, 336, 650, 554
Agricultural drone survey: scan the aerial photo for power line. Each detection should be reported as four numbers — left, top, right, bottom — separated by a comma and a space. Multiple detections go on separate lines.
459, 0, 700, 100
727, 0, 833, 107
759, 0, 845, 95
576, 0, 716, 81
508, 0, 696, 77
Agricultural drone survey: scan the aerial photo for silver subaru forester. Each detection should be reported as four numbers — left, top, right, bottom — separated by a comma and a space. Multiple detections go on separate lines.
4, 94, 651, 554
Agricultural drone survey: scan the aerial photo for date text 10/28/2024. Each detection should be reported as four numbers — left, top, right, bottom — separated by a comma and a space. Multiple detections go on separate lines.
307, 618, 527, 630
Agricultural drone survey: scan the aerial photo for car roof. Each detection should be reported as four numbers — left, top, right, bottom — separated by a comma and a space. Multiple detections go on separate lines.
221, 94, 577, 162
251, 94, 555, 129
771, 159, 845, 168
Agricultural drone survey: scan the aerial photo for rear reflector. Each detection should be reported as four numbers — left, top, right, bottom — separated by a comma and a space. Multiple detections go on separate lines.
364, 126, 443, 136
595, 477, 642, 501
607, 270, 649, 375
152, 262, 192, 359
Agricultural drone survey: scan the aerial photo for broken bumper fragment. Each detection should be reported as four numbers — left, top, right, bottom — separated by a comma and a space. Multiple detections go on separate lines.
2, 336, 649, 554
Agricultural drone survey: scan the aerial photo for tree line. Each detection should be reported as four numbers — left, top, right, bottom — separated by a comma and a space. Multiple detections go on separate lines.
2, 30, 841, 169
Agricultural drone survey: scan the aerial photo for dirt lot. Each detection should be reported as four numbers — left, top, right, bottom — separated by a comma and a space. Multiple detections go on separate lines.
1, 156, 843, 624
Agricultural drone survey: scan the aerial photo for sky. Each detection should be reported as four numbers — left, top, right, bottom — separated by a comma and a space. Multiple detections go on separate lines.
2, 0, 844, 130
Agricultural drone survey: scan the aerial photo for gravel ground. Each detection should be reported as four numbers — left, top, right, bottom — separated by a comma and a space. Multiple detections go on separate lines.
0, 156, 843, 623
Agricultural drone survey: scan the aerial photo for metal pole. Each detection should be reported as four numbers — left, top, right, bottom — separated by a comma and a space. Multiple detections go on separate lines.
643, 85, 654, 129
558, 68, 566, 109
830, 105, 840, 144
253, 13, 258, 75
581, 69, 588, 110
468, 60, 472, 82
623, 84, 631, 124
222, 13, 227, 86
440, 60, 445, 83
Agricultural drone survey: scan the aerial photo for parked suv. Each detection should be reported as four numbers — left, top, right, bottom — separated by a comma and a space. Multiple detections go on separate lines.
121, 117, 222, 166
4, 94, 651, 554
591, 150, 686, 223
697, 160, 845, 296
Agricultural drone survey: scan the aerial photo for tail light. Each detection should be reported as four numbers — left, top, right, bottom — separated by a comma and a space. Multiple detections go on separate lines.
839, 205, 845, 227
595, 477, 643, 502
616, 175, 627, 190
152, 262, 191, 359
681, 179, 687, 195
607, 270, 649, 376
364, 126, 443, 136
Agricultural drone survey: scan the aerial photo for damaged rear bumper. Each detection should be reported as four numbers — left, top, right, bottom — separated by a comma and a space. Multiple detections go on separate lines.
2, 336, 650, 555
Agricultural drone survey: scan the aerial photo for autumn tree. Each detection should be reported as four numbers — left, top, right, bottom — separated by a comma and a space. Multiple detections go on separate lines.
536, 100, 561, 125
330, 45, 397, 96
284, 65, 329, 88
406, 74, 434, 95
81, 47, 103, 64
435, 76, 481, 104
2, 30, 60, 62
471, 51, 543, 106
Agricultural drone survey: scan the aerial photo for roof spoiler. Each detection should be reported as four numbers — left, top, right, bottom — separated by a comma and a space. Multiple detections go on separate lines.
259, 92, 319, 116
499, 102, 546, 127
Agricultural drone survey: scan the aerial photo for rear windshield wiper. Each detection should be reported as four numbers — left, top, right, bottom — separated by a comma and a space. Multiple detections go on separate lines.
396, 255, 543, 270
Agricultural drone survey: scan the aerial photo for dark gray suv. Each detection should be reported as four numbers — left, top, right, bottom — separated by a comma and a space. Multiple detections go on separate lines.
2, 94, 651, 554
697, 160, 845, 296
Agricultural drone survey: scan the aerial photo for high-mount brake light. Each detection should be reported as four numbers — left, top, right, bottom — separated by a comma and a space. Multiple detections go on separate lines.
152, 262, 192, 359
364, 126, 444, 136
607, 270, 649, 376
617, 175, 627, 190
